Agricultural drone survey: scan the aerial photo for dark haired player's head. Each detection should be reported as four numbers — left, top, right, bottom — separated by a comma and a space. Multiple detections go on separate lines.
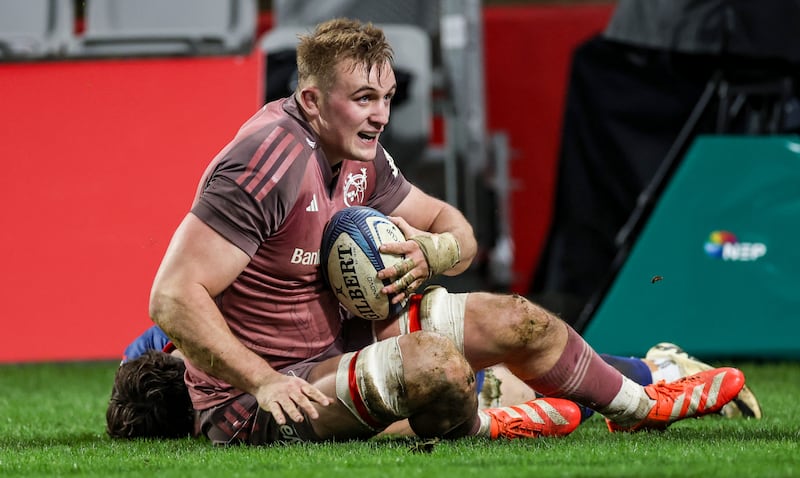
106, 350, 194, 439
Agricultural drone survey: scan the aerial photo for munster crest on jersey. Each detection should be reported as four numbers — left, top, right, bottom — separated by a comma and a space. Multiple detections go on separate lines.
343, 167, 368, 206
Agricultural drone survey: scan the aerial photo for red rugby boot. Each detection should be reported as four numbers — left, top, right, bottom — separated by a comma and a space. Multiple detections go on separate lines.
607, 367, 745, 432
483, 398, 582, 439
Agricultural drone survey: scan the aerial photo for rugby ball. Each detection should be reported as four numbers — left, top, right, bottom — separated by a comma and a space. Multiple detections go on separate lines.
321, 206, 406, 320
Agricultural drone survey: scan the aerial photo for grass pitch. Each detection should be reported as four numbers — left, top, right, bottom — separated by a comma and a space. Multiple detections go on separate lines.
0, 360, 798, 477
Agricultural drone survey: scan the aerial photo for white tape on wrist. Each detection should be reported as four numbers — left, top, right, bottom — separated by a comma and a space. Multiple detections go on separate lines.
410, 232, 461, 277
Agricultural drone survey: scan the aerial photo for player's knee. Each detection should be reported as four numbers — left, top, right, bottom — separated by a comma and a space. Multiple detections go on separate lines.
402, 331, 477, 437
335, 333, 475, 434
486, 293, 562, 350
403, 331, 475, 402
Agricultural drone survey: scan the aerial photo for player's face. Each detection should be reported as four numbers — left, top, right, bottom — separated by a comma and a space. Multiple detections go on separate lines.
316, 59, 396, 164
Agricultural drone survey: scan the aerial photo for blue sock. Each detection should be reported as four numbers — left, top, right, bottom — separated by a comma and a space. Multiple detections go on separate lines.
475, 369, 486, 395
600, 354, 653, 386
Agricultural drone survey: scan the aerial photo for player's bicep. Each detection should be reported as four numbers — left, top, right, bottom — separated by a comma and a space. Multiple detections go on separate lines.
388, 185, 447, 232
153, 212, 250, 298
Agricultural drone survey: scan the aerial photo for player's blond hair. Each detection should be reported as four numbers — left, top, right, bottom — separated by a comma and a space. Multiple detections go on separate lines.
296, 18, 394, 93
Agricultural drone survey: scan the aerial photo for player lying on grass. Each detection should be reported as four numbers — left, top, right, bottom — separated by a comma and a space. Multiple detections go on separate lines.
106, 326, 761, 439
106, 326, 193, 439
145, 18, 748, 445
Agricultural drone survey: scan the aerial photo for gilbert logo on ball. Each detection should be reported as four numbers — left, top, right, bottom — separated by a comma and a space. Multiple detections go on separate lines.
321, 206, 406, 320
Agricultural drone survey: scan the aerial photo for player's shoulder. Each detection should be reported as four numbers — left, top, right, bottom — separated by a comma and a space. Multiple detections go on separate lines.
214, 105, 316, 180
375, 145, 401, 178
238, 107, 310, 153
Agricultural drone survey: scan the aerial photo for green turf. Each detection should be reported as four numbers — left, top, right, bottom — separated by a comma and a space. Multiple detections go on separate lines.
0, 361, 798, 477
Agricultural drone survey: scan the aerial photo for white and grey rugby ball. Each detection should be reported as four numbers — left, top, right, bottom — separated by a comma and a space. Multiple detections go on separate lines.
321, 206, 406, 320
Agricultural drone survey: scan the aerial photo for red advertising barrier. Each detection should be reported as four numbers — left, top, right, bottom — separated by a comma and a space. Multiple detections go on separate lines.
483, 4, 613, 293
0, 50, 263, 362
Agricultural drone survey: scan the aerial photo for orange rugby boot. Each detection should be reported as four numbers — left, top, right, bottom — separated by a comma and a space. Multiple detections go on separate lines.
607, 367, 745, 432
484, 398, 582, 439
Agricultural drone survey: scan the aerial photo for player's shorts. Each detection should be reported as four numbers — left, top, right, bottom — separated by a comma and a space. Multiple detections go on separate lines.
197, 318, 374, 445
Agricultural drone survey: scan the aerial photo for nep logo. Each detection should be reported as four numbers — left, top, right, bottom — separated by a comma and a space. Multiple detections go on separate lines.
703, 230, 767, 261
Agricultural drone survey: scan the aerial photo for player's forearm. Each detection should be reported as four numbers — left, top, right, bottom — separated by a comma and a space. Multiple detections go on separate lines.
149, 284, 278, 395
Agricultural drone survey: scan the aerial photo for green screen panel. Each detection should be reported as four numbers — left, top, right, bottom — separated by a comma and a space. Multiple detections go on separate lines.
583, 135, 800, 359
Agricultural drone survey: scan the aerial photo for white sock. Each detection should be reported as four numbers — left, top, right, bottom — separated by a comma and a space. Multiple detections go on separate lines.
475, 410, 492, 437
650, 359, 682, 383
597, 376, 655, 427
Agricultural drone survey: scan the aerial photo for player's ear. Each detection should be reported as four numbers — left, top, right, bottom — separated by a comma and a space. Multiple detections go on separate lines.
298, 87, 321, 117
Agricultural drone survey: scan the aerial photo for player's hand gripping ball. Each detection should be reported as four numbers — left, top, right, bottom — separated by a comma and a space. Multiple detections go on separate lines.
321, 206, 407, 320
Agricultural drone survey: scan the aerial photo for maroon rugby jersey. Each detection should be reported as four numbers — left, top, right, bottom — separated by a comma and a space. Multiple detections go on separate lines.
185, 97, 411, 409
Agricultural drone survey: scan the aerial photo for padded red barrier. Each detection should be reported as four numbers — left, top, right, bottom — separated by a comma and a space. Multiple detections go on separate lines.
483, 4, 614, 293
0, 51, 263, 362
